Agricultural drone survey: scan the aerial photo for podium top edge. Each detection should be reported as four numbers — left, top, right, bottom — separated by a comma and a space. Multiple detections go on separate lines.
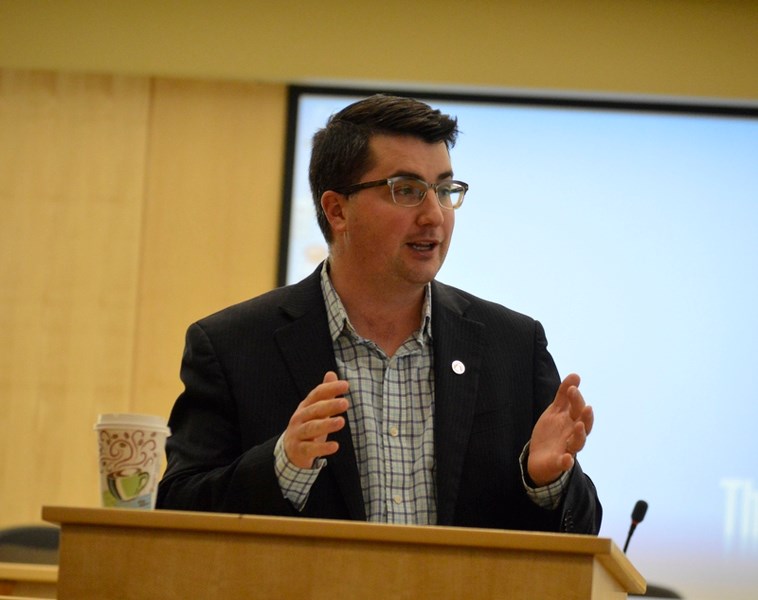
43, 505, 645, 594
0, 562, 58, 582
43, 505, 608, 553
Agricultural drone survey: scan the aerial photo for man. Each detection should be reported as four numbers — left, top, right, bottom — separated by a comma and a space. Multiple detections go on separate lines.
157, 94, 601, 534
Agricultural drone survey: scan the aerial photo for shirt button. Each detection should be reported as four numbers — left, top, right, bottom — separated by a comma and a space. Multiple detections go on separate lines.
393, 494, 402, 505
389, 426, 399, 437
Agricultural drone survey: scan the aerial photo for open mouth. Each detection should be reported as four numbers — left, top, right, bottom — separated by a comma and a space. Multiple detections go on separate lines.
408, 241, 437, 252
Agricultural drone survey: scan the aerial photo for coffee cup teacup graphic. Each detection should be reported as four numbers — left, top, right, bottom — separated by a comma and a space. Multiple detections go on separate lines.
106, 467, 150, 501
95, 414, 170, 509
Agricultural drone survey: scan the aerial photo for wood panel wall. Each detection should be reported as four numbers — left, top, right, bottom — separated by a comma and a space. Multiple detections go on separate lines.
2, 1, 758, 101
0, 70, 286, 527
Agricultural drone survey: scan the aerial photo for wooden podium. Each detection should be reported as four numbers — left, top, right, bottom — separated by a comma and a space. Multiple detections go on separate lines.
43, 506, 645, 599
0, 562, 57, 598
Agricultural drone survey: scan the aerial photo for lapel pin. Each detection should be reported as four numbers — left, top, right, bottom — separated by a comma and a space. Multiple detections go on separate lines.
451, 360, 466, 375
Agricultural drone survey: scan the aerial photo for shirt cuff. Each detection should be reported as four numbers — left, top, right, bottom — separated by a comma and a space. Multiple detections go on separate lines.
519, 441, 571, 510
274, 434, 326, 512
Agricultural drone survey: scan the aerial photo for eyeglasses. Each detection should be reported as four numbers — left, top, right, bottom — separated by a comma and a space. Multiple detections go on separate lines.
334, 176, 468, 210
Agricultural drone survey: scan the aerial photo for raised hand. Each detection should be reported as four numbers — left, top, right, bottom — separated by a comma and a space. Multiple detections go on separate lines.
527, 373, 594, 486
283, 371, 350, 469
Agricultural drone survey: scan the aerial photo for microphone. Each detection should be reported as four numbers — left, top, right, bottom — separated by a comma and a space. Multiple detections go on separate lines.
623, 500, 648, 553
623, 501, 683, 599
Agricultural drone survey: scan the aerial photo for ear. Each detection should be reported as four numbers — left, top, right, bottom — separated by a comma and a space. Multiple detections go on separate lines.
321, 190, 348, 236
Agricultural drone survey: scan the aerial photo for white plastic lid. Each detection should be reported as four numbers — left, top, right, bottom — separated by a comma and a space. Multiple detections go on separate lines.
94, 413, 170, 433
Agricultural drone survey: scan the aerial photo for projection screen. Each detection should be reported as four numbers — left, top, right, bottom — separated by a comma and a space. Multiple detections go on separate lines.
279, 87, 758, 600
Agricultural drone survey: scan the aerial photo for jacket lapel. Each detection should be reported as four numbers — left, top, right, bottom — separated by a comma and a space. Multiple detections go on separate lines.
274, 268, 366, 520
431, 282, 485, 525
271, 271, 482, 524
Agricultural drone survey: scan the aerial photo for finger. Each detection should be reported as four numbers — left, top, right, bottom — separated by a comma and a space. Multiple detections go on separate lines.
580, 405, 594, 436
558, 452, 575, 472
309, 439, 340, 458
284, 416, 345, 468
300, 376, 349, 409
299, 439, 341, 460
567, 385, 587, 420
297, 413, 346, 442
293, 397, 349, 427
286, 437, 341, 468
553, 373, 581, 411
288, 406, 346, 447
567, 422, 587, 454
559, 373, 581, 394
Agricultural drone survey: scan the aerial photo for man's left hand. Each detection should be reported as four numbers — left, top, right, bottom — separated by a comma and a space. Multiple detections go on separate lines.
527, 373, 594, 486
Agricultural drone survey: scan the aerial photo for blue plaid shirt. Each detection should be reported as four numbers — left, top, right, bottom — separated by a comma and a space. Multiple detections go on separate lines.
274, 263, 568, 523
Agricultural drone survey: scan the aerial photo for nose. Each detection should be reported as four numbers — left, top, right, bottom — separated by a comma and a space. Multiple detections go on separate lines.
416, 188, 446, 226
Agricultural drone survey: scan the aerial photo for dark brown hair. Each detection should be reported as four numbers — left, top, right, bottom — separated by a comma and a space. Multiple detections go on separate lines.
309, 94, 459, 242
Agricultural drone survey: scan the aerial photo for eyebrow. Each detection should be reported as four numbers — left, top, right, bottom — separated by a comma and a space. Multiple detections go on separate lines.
389, 169, 455, 182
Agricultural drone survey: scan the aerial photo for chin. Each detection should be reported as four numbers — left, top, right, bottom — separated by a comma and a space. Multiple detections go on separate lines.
406, 264, 443, 286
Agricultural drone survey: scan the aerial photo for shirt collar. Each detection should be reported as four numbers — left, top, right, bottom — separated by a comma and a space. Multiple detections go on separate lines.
320, 261, 432, 345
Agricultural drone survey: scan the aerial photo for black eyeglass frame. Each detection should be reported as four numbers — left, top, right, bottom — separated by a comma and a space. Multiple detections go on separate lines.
334, 176, 469, 210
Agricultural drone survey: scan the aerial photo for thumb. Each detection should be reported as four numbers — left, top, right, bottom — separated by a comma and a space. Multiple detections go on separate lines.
323, 370, 338, 384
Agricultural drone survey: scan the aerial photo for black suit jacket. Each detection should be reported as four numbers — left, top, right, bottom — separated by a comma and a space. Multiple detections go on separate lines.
157, 267, 601, 534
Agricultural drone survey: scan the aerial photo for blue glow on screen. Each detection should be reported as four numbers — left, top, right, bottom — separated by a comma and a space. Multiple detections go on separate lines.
285, 91, 758, 600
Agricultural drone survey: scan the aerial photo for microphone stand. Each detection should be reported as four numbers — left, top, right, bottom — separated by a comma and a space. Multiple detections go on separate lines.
624, 500, 683, 598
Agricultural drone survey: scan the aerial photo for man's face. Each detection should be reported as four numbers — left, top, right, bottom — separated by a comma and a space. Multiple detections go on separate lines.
332, 134, 456, 293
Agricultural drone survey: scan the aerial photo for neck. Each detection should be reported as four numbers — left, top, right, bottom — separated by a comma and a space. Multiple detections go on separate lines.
328, 261, 426, 356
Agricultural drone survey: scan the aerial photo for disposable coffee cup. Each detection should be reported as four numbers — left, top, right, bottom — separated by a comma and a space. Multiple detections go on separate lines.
95, 413, 170, 509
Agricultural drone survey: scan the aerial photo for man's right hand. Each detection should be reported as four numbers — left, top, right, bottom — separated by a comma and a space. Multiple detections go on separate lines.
283, 371, 349, 469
